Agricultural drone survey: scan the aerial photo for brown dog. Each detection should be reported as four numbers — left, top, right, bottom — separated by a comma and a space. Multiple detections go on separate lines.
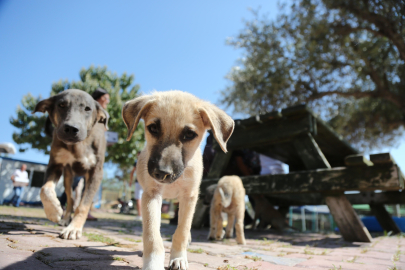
251, 194, 287, 231
208, 176, 246, 245
33, 89, 109, 240
122, 91, 234, 270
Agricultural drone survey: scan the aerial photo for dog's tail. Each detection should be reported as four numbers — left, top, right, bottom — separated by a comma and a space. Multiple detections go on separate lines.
44, 116, 54, 138
218, 187, 231, 208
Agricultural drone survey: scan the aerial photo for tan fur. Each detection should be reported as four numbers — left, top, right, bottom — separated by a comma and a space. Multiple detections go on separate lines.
122, 91, 234, 270
208, 176, 246, 245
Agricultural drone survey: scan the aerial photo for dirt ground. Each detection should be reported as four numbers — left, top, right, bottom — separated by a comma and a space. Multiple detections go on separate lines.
0, 205, 404, 269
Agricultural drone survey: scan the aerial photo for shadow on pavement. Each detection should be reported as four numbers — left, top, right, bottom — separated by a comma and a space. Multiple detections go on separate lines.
3, 246, 141, 269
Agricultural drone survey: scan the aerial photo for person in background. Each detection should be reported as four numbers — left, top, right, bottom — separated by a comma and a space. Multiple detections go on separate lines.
92, 88, 110, 110
129, 153, 142, 220
10, 164, 29, 207
259, 154, 285, 175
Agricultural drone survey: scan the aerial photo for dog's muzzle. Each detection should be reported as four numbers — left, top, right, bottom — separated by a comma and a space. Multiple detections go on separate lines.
151, 168, 179, 184
57, 123, 86, 144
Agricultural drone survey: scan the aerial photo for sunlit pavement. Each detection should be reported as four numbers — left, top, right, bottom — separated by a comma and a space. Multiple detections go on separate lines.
0, 205, 404, 270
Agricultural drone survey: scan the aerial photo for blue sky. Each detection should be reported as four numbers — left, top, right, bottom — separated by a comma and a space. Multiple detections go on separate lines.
1, 0, 404, 173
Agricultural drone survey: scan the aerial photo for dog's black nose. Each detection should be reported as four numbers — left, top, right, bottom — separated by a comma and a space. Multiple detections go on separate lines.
153, 168, 173, 181
63, 124, 79, 136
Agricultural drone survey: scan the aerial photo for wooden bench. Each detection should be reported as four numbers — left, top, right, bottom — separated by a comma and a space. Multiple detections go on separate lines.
194, 104, 404, 242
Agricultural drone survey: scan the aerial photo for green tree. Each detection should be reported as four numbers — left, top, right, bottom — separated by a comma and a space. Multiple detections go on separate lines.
10, 66, 145, 170
222, 0, 405, 150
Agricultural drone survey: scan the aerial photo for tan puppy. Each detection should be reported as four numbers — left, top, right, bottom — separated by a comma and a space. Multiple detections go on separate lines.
122, 91, 234, 270
208, 176, 246, 245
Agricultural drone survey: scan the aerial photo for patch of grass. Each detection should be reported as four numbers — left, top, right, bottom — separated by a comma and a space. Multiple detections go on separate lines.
217, 265, 237, 270
217, 266, 258, 270
84, 249, 102, 255
303, 246, 315, 255
7, 244, 18, 249
320, 249, 330, 255
360, 248, 368, 254
6, 238, 18, 243
123, 237, 141, 243
35, 255, 51, 266
329, 265, 342, 270
124, 237, 136, 242
259, 237, 278, 245
392, 250, 401, 262
346, 256, 357, 263
113, 257, 124, 261
204, 263, 209, 267
277, 253, 286, 257
58, 258, 82, 261
83, 232, 118, 245
114, 243, 137, 248
245, 255, 262, 261
187, 248, 205, 254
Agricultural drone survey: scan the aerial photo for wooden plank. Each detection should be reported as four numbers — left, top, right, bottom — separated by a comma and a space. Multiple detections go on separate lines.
314, 117, 359, 156
293, 132, 372, 243
293, 133, 331, 169
201, 163, 404, 194
234, 111, 282, 128
325, 194, 372, 242
261, 191, 405, 206
347, 191, 405, 205
370, 153, 394, 165
206, 151, 233, 178
225, 117, 312, 150
281, 104, 310, 116
369, 204, 401, 235
345, 155, 374, 167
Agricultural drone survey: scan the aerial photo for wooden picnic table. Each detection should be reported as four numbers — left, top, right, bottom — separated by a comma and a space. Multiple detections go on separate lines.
195, 104, 404, 242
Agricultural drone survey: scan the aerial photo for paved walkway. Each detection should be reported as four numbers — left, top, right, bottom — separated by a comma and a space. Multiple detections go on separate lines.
0, 206, 404, 269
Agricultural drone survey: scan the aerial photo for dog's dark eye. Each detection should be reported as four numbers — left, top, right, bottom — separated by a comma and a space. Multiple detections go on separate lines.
59, 103, 66, 108
85, 106, 91, 111
184, 130, 197, 141
148, 124, 159, 135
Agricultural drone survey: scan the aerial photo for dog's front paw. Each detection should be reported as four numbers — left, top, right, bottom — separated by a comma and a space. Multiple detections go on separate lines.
60, 224, 82, 240
58, 215, 71, 227
215, 229, 225, 241
40, 187, 63, 223
143, 254, 165, 270
169, 257, 188, 270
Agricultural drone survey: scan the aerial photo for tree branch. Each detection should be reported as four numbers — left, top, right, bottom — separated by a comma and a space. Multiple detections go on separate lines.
306, 90, 377, 101
333, 2, 405, 61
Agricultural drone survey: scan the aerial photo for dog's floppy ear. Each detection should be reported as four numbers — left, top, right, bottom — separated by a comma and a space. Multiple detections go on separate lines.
95, 102, 110, 130
199, 103, 234, 153
122, 95, 155, 141
32, 97, 54, 114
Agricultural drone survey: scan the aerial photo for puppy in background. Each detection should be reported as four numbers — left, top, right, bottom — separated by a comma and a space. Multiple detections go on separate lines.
251, 194, 288, 231
122, 91, 234, 270
208, 176, 246, 245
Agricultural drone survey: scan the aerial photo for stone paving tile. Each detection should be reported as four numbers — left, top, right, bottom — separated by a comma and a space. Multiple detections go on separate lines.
1, 206, 404, 270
